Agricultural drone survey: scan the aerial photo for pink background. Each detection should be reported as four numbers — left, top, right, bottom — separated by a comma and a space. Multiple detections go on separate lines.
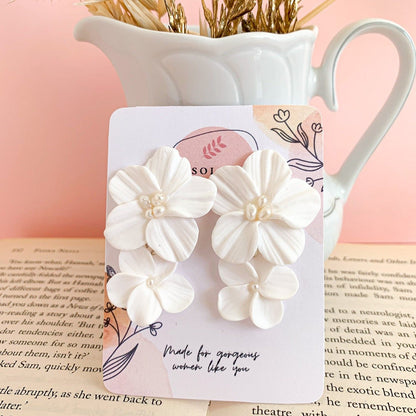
1, 0, 415, 243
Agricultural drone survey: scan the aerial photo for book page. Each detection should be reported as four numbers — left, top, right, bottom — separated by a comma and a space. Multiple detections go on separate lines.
0, 238, 208, 416
208, 243, 416, 416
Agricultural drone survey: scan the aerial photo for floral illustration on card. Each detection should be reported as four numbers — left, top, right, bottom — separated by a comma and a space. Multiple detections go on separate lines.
271, 108, 324, 192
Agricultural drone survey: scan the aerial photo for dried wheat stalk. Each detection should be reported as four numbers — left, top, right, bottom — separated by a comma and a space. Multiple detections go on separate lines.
242, 0, 302, 34
81, 0, 168, 31
164, 0, 188, 33
201, 0, 255, 38
82, 0, 335, 36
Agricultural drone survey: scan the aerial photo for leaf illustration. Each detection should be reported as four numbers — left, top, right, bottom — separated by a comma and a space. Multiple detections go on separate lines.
288, 158, 323, 172
103, 344, 138, 381
297, 123, 309, 148
217, 136, 226, 148
271, 128, 298, 143
207, 143, 216, 157
212, 139, 220, 153
203, 146, 212, 159
202, 136, 226, 159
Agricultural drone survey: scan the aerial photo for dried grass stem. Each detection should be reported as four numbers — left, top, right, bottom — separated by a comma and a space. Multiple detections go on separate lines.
82, 0, 336, 36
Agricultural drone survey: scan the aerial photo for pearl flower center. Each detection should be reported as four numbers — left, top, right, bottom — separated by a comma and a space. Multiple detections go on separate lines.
245, 195, 272, 222
146, 278, 155, 288
138, 192, 167, 219
249, 282, 260, 292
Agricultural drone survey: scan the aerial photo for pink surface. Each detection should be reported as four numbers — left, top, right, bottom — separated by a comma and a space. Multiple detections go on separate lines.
176, 127, 255, 177
1, 1, 415, 243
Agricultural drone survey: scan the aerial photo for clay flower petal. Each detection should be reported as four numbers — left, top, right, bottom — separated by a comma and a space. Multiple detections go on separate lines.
209, 166, 258, 215
127, 284, 163, 327
218, 286, 251, 321
257, 221, 305, 265
210, 149, 320, 265
145, 146, 191, 195
107, 273, 147, 308
243, 149, 291, 199
212, 213, 259, 264
106, 247, 194, 326
272, 178, 321, 228
218, 259, 257, 286
258, 269, 298, 300
119, 247, 176, 278
146, 217, 199, 262
104, 201, 147, 251
108, 165, 160, 205
105, 147, 217, 262
250, 294, 284, 329
217, 256, 298, 329
155, 273, 194, 313
166, 176, 217, 218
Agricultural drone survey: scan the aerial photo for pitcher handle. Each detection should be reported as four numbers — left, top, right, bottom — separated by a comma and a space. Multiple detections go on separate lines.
314, 18, 416, 202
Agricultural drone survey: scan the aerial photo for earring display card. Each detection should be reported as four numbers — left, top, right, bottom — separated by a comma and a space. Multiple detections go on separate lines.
103, 105, 324, 404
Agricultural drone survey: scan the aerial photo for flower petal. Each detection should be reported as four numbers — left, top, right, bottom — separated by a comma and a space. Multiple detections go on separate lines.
106, 273, 146, 309
155, 273, 194, 313
212, 213, 259, 264
257, 221, 305, 264
119, 247, 155, 276
272, 178, 321, 228
104, 201, 147, 251
218, 286, 251, 321
250, 293, 284, 329
259, 266, 299, 300
210, 166, 258, 215
146, 217, 198, 262
127, 284, 162, 326
166, 176, 217, 218
218, 260, 257, 286
243, 149, 292, 199
108, 165, 161, 204
250, 255, 275, 282
145, 147, 191, 196
152, 256, 177, 281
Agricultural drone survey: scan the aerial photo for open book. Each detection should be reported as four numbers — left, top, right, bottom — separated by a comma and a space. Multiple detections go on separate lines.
0, 239, 415, 415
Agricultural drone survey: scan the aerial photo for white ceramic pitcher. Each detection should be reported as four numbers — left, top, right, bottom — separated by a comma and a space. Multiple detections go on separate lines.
74, 16, 416, 258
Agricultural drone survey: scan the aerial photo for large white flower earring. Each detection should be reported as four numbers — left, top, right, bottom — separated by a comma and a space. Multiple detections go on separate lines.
210, 149, 321, 265
104, 146, 217, 262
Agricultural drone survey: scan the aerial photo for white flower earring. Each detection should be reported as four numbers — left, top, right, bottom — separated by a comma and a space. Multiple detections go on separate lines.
104, 146, 217, 262
107, 248, 194, 326
104, 146, 217, 325
210, 149, 321, 265
210, 149, 321, 329
217, 256, 299, 329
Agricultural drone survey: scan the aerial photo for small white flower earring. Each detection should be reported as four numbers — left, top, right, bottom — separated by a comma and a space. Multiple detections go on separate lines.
217, 256, 299, 329
106, 248, 194, 326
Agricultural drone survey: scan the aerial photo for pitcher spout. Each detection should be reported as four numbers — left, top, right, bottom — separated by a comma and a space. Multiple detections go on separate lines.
75, 16, 181, 106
